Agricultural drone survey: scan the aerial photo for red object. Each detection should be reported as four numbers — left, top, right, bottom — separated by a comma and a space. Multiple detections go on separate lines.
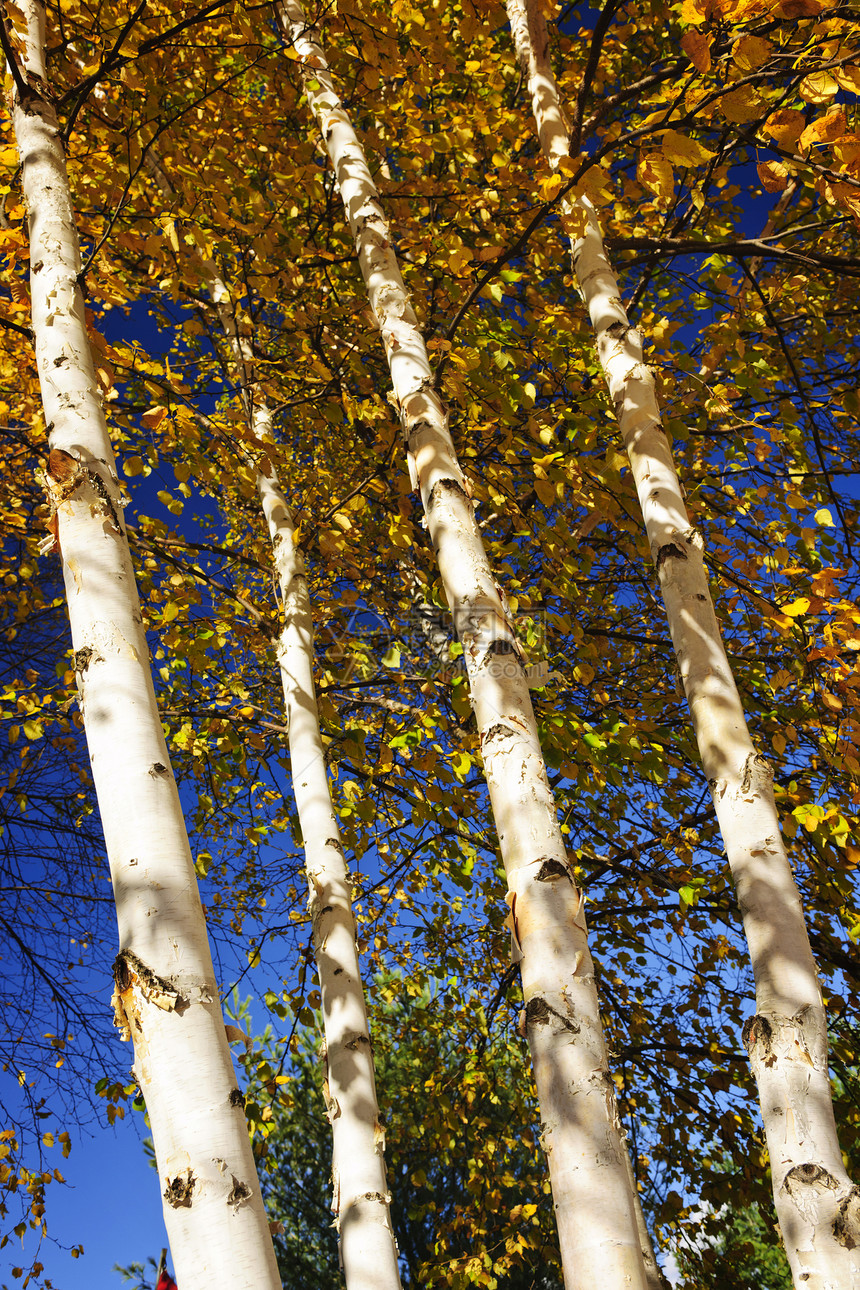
156, 1273, 177, 1290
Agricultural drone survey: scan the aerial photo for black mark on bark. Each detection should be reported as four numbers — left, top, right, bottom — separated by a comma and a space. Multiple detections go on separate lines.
655, 542, 687, 572
228, 1176, 251, 1208
524, 996, 580, 1035
74, 645, 102, 673
535, 858, 572, 883
783, 1162, 839, 1194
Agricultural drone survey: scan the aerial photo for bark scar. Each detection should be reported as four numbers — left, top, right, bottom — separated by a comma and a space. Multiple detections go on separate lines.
164, 1169, 196, 1209
523, 996, 580, 1035
111, 949, 182, 1040
227, 1176, 252, 1210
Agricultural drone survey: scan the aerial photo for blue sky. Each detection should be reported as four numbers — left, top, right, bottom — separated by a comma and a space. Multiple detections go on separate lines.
0, 1070, 169, 1289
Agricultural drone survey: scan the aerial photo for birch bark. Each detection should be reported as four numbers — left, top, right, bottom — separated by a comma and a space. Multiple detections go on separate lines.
145, 153, 401, 1290
505, 1, 860, 1282
6, 5, 282, 1287
276, 5, 648, 1287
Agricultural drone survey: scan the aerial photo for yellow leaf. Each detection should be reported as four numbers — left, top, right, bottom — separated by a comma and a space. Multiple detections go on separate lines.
835, 66, 860, 95
764, 108, 806, 149
799, 71, 839, 104
559, 203, 587, 241
718, 86, 766, 123
162, 601, 179, 623
160, 217, 180, 252
732, 35, 771, 71
799, 107, 846, 151
783, 598, 810, 617
534, 477, 556, 506
815, 508, 834, 526
661, 129, 715, 167
680, 30, 712, 72
0, 145, 18, 167
680, 0, 706, 21
832, 136, 860, 171
448, 245, 472, 275
757, 160, 788, 192
573, 166, 613, 207
637, 152, 675, 201
538, 173, 563, 201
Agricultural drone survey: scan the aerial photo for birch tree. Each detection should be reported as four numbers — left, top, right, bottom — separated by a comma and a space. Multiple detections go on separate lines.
144, 147, 402, 1290
504, 0, 860, 1281
3, 3, 281, 1286
276, 4, 648, 1286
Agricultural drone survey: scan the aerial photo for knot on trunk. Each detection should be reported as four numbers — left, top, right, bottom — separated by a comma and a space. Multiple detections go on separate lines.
525, 996, 551, 1026
655, 541, 687, 573
523, 996, 579, 1035
428, 477, 468, 509
534, 858, 572, 883
482, 722, 514, 747
782, 1163, 840, 1222
742, 1014, 772, 1058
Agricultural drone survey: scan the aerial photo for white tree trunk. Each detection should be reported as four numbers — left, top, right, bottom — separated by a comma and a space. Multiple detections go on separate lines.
7, 6, 281, 1287
277, 6, 648, 1287
505, 1, 860, 1282
145, 151, 402, 1290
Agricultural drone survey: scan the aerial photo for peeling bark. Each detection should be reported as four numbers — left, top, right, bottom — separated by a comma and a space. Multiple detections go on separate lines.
504, 0, 860, 1282
7, 6, 282, 1287
278, 4, 647, 1286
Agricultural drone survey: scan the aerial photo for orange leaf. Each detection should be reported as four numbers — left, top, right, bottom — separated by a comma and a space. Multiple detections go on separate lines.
680, 30, 713, 72
757, 161, 788, 192
799, 107, 847, 152
764, 108, 806, 150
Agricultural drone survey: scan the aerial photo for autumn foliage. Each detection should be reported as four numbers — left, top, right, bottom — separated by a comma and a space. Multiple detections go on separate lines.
2, 0, 860, 1284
